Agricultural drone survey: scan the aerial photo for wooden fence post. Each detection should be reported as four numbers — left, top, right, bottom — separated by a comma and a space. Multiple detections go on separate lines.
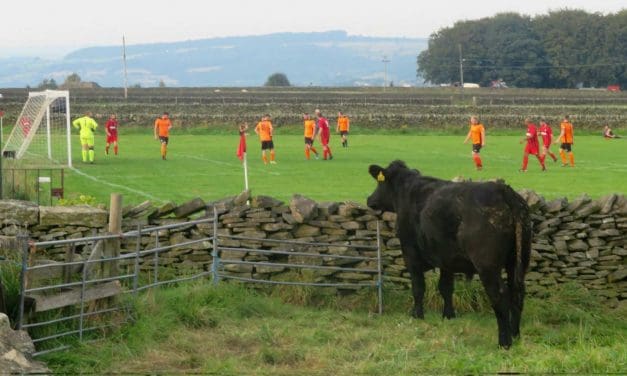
105, 193, 122, 277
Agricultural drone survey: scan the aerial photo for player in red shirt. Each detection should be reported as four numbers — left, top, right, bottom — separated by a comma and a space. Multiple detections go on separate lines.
315, 111, 333, 160
105, 114, 119, 155
538, 118, 557, 164
520, 118, 545, 172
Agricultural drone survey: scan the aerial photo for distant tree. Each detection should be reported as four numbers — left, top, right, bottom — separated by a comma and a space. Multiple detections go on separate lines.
264, 73, 291, 87
159, 79, 166, 88
37, 78, 58, 89
131, 83, 142, 88
417, 10, 626, 88
63, 73, 82, 87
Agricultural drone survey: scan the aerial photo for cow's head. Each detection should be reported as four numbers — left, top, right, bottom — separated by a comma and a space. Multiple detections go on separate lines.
367, 160, 409, 213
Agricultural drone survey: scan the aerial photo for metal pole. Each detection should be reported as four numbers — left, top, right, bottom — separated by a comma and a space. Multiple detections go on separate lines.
78, 256, 88, 341
64, 92, 72, 167
382, 55, 390, 91
133, 223, 141, 295
458, 44, 464, 99
123, 36, 129, 100
154, 232, 160, 284
17, 235, 29, 330
211, 206, 220, 285
376, 221, 383, 315
243, 152, 249, 192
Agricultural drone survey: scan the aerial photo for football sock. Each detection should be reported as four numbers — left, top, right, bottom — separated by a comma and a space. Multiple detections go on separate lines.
114, 145, 118, 155
262, 154, 268, 164
270, 150, 275, 161
549, 151, 557, 161
560, 150, 567, 164
88, 150, 95, 162
472, 155, 482, 168
305, 149, 310, 159
522, 155, 529, 170
537, 155, 545, 169
569, 152, 574, 166
539, 155, 546, 164
105, 146, 109, 155
311, 147, 318, 155
81, 150, 87, 162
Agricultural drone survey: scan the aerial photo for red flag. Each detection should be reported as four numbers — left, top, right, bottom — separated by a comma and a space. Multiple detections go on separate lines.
236, 132, 246, 161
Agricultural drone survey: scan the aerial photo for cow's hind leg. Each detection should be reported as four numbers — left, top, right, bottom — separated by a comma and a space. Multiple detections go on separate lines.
478, 271, 512, 349
438, 269, 456, 319
409, 271, 426, 319
507, 266, 524, 338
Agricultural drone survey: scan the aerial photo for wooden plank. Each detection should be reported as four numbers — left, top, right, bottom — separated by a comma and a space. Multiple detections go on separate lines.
27, 280, 122, 312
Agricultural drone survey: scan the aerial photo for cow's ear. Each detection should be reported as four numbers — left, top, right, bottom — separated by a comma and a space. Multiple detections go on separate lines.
369, 165, 384, 181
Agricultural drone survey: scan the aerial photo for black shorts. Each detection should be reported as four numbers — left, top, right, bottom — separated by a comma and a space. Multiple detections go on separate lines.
304, 137, 314, 146
340, 131, 348, 136
560, 143, 572, 152
472, 143, 482, 153
261, 140, 274, 150
159, 136, 169, 145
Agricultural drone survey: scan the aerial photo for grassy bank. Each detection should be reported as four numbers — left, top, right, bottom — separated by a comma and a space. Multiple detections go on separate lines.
43, 280, 626, 374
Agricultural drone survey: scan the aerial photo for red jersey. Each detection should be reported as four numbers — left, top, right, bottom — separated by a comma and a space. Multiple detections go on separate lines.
106, 119, 118, 138
318, 117, 330, 143
525, 123, 539, 154
538, 122, 552, 147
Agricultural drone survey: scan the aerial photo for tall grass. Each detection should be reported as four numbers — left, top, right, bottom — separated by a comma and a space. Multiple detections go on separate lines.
42, 278, 626, 374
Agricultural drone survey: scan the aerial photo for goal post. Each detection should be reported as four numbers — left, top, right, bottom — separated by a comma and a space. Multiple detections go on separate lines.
2, 90, 72, 167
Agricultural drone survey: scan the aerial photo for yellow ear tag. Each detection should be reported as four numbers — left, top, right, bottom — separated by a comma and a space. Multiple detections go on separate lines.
377, 171, 385, 182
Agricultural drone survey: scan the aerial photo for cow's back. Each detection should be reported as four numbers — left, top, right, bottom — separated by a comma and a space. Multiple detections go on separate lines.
417, 181, 526, 272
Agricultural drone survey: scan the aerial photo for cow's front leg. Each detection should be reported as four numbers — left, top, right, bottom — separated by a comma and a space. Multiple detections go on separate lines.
438, 269, 456, 319
409, 270, 426, 319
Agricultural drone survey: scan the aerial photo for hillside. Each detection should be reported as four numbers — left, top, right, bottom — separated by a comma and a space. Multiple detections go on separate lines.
0, 31, 427, 88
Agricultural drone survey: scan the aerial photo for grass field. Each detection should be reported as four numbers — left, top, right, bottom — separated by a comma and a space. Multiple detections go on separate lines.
58, 130, 627, 207
43, 281, 627, 374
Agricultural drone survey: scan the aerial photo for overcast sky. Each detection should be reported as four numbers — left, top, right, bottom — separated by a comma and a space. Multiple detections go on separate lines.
4, 0, 625, 58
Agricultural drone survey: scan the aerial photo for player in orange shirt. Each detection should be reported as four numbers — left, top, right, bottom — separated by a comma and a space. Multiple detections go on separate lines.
554, 115, 575, 167
336, 111, 350, 147
462, 116, 485, 170
254, 114, 276, 164
303, 113, 319, 160
154, 112, 172, 160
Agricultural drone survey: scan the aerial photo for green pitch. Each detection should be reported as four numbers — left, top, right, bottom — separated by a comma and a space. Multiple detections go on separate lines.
64, 133, 626, 206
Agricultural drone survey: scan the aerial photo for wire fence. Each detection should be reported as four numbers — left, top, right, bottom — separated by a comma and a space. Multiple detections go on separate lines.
16, 208, 383, 356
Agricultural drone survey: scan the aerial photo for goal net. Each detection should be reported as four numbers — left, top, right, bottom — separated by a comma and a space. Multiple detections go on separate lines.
2, 90, 72, 168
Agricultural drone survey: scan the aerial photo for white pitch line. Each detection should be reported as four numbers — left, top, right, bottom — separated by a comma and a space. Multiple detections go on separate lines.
70, 166, 164, 202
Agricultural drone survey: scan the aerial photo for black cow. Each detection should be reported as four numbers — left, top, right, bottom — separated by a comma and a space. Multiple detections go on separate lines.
367, 160, 531, 348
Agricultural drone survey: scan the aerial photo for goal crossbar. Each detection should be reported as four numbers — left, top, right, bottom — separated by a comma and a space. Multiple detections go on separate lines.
2, 90, 72, 167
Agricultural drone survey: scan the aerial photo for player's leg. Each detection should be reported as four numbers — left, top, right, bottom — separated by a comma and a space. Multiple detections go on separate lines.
114, 139, 118, 155
521, 151, 529, 172
87, 136, 95, 163
105, 141, 110, 155
80, 136, 89, 162
559, 145, 567, 166
568, 145, 574, 167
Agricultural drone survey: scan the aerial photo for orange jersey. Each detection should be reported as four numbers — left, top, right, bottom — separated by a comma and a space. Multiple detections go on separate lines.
337, 116, 350, 132
559, 121, 574, 143
469, 123, 485, 144
255, 120, 273, 141
304, 119, 316, 138
154, 118, 172, 137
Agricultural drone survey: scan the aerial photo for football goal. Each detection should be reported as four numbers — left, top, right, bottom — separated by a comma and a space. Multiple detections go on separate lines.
1, 90, 72, 167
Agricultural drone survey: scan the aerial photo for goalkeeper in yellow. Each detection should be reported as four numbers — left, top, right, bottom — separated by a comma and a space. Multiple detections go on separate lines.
72, 111, 98, 163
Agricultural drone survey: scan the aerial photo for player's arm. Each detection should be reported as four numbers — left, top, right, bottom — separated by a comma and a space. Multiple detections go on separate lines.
72, 118, 80, 130
463, 129, 471, 144
554, 128, 564, 144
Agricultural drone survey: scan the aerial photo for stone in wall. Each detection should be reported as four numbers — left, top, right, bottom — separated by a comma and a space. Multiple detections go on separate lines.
39, 205, 107, 227
0, 200, 39, 227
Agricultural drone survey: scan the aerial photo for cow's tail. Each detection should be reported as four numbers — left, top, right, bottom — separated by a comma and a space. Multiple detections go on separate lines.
509, 188, 532, 313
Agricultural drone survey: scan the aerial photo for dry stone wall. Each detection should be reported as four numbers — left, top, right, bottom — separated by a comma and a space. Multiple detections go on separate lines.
0, 190, 625, 306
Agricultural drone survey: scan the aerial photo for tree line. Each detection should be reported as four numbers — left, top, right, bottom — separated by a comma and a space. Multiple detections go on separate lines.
417, 9, 627, 88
